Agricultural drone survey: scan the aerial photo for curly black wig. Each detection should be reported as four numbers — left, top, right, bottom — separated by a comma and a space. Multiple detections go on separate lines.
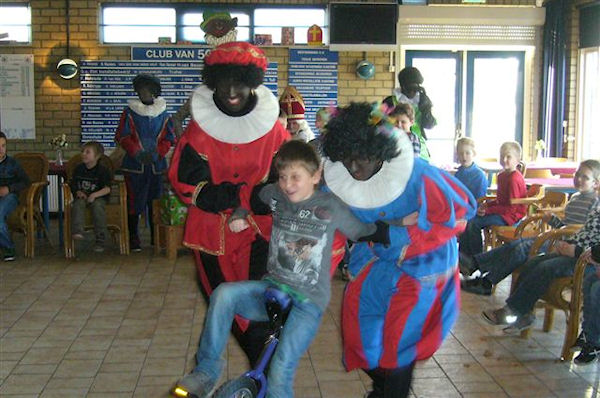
132, 74, 161, 97
397, 67, 423, 87
322, 102, 400, 163
202, 63, 264, 91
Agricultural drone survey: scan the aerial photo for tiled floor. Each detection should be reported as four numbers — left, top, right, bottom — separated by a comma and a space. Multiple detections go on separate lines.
0, 235, 598, 398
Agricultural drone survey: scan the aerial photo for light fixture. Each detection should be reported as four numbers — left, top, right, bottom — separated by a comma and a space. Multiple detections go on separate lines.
57, 0, 78, 79
356, 52, 375, 80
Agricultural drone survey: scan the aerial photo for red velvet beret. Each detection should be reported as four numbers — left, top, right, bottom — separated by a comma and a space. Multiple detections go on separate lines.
205, 41, 268, 72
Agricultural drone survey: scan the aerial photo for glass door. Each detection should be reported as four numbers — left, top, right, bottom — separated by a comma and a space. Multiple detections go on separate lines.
406, 51, 462, 166
466, 51, 524, 159
406, 50, 525, 164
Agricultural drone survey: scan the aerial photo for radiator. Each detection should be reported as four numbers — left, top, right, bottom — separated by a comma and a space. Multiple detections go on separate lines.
45, 175, 61, 213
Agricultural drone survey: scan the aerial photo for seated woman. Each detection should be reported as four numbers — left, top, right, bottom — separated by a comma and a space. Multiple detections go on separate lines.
321, 102, 476, 398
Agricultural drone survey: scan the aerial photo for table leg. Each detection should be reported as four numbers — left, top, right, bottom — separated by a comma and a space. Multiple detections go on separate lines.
57, 175, 64, 247
41, 184, 50, 239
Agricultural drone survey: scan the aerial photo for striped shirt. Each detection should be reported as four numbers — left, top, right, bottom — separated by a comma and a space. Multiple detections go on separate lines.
548, 190, 598, 228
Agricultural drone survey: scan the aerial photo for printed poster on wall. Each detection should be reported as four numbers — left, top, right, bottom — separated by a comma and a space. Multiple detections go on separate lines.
0, 54, 35, 139
80, 46, 278, 148
288, 49, 338, 135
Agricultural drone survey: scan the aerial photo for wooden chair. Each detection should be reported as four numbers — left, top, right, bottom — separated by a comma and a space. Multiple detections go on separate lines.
6, 153, 50, 258
63, 154, 129, 258
510, 225, 586, 360
524, 168, 554, 179
492, 191, 568, 247
479, 184, 545, 250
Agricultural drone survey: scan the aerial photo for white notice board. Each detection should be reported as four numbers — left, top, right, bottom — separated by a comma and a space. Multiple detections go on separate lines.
0, 54, 36, 139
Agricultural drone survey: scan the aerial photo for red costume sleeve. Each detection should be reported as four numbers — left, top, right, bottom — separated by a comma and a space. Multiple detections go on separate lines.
403, 174, 472, 258
168, 133, 198, 205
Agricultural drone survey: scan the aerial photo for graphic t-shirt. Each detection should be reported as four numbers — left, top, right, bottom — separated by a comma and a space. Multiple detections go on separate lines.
259, 184, 375, 311
70, 163, 111, 197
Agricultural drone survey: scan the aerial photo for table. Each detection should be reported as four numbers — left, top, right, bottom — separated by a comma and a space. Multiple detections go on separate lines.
524, 177, 576, 194
526, 161, 578, 176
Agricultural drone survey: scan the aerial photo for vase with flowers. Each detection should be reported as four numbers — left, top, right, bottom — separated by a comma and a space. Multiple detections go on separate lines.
534, 139, 546, 162
49, 133, 69, 165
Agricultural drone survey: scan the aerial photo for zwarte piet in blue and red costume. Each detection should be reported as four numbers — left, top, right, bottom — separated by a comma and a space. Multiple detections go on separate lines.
115, 74, 176, 251
168, 42, 290, 364
322, 103, 476, 397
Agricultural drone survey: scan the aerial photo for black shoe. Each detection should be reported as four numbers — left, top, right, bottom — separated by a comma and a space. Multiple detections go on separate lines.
130, 236, 141, 253
571, 332, 588, 352
458, 252, 478, 276
3, 248, 16, 261
461, 276, 493, 296
574, 344, 600, 365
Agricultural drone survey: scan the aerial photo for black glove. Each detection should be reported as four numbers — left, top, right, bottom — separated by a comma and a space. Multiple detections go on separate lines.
195, 182, 243, 213
358, 220, 390, 246
135, 150, 153, 165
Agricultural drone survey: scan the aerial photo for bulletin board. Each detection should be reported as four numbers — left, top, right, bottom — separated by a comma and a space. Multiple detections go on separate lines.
0, 54, 35, 139
80, 46, 278, 148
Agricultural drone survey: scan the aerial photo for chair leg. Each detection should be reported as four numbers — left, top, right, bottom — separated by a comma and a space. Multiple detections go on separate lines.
543, 308, 555, 332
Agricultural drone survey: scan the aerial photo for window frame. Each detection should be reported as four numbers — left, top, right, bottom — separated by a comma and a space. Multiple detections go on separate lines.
0, 2, 32, 45
99, 3, 327, 45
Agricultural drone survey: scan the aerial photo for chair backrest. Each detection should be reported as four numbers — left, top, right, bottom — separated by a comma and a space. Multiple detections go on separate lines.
13, 153, 49, 203
516, 161, 527, 176
524, 168, 554, 179
539, 191, 568, 209
66, 154, 115, 181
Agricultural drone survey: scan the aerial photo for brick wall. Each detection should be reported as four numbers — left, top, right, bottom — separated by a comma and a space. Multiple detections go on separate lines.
1, 0, 579, 163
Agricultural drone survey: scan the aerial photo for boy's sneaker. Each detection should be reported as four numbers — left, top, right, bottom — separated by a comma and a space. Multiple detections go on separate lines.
130, 236, 141, 253
502, 313, 535, 334
571, 332, 588, 353
72, 233, 85, 240
459, 252, 478, 276
173, 371, 215, 398
461, 276, 493, 296
574, 344, 600, 365
482, 306, 518, 326
3, 248, 16, 262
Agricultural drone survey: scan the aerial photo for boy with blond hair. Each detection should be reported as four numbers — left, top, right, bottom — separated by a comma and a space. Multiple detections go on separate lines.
459, 141, 527, 258
69, 141, 111, 253
454, 137, 488, 199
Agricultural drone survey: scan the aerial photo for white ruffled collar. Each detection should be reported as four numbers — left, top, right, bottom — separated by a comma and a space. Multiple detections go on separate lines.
127, 97, 167, 117
191, 85, 279, 144
324, 132, 415, 209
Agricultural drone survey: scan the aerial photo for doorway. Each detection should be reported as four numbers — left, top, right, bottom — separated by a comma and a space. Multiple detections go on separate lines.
406, 50, 525, 164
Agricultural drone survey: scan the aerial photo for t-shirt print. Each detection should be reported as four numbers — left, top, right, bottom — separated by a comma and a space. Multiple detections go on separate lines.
270, 205, 332, 287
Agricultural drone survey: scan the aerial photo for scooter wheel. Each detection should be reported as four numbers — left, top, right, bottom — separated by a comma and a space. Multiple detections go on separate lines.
213, 376, 258, 398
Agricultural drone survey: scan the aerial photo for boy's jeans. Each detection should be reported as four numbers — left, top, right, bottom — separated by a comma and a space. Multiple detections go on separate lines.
506, 253, 577, 316
72, 198, 107, 243
194, 280, 323, 398
0, 193, 19, 249
475, 237, 550, 284
459, 214, 506, 256
582, 270, 600, 345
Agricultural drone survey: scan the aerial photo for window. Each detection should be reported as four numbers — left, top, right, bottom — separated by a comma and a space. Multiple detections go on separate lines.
101, 6, 176, 44
577, 47, 600, 161
254, 8, 326, 44
0, 4, 31, 44
100, 4, 326, 45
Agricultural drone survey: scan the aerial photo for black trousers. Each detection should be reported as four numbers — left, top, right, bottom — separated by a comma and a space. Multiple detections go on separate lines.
364, 363, 415, 398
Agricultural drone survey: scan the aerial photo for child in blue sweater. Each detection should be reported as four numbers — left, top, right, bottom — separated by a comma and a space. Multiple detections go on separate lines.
454, 137, 488, 199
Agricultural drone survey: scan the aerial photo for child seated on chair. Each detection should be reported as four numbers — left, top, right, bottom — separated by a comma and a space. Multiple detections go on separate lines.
173, 140, 389, 398
461, 159, 600, 295
0, 131, 30, 261
572, 244, 600, 365
459, 141, 527, 257
481, 206, 600, 334
69, 141, 111, 253
454, 137, 489, 200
